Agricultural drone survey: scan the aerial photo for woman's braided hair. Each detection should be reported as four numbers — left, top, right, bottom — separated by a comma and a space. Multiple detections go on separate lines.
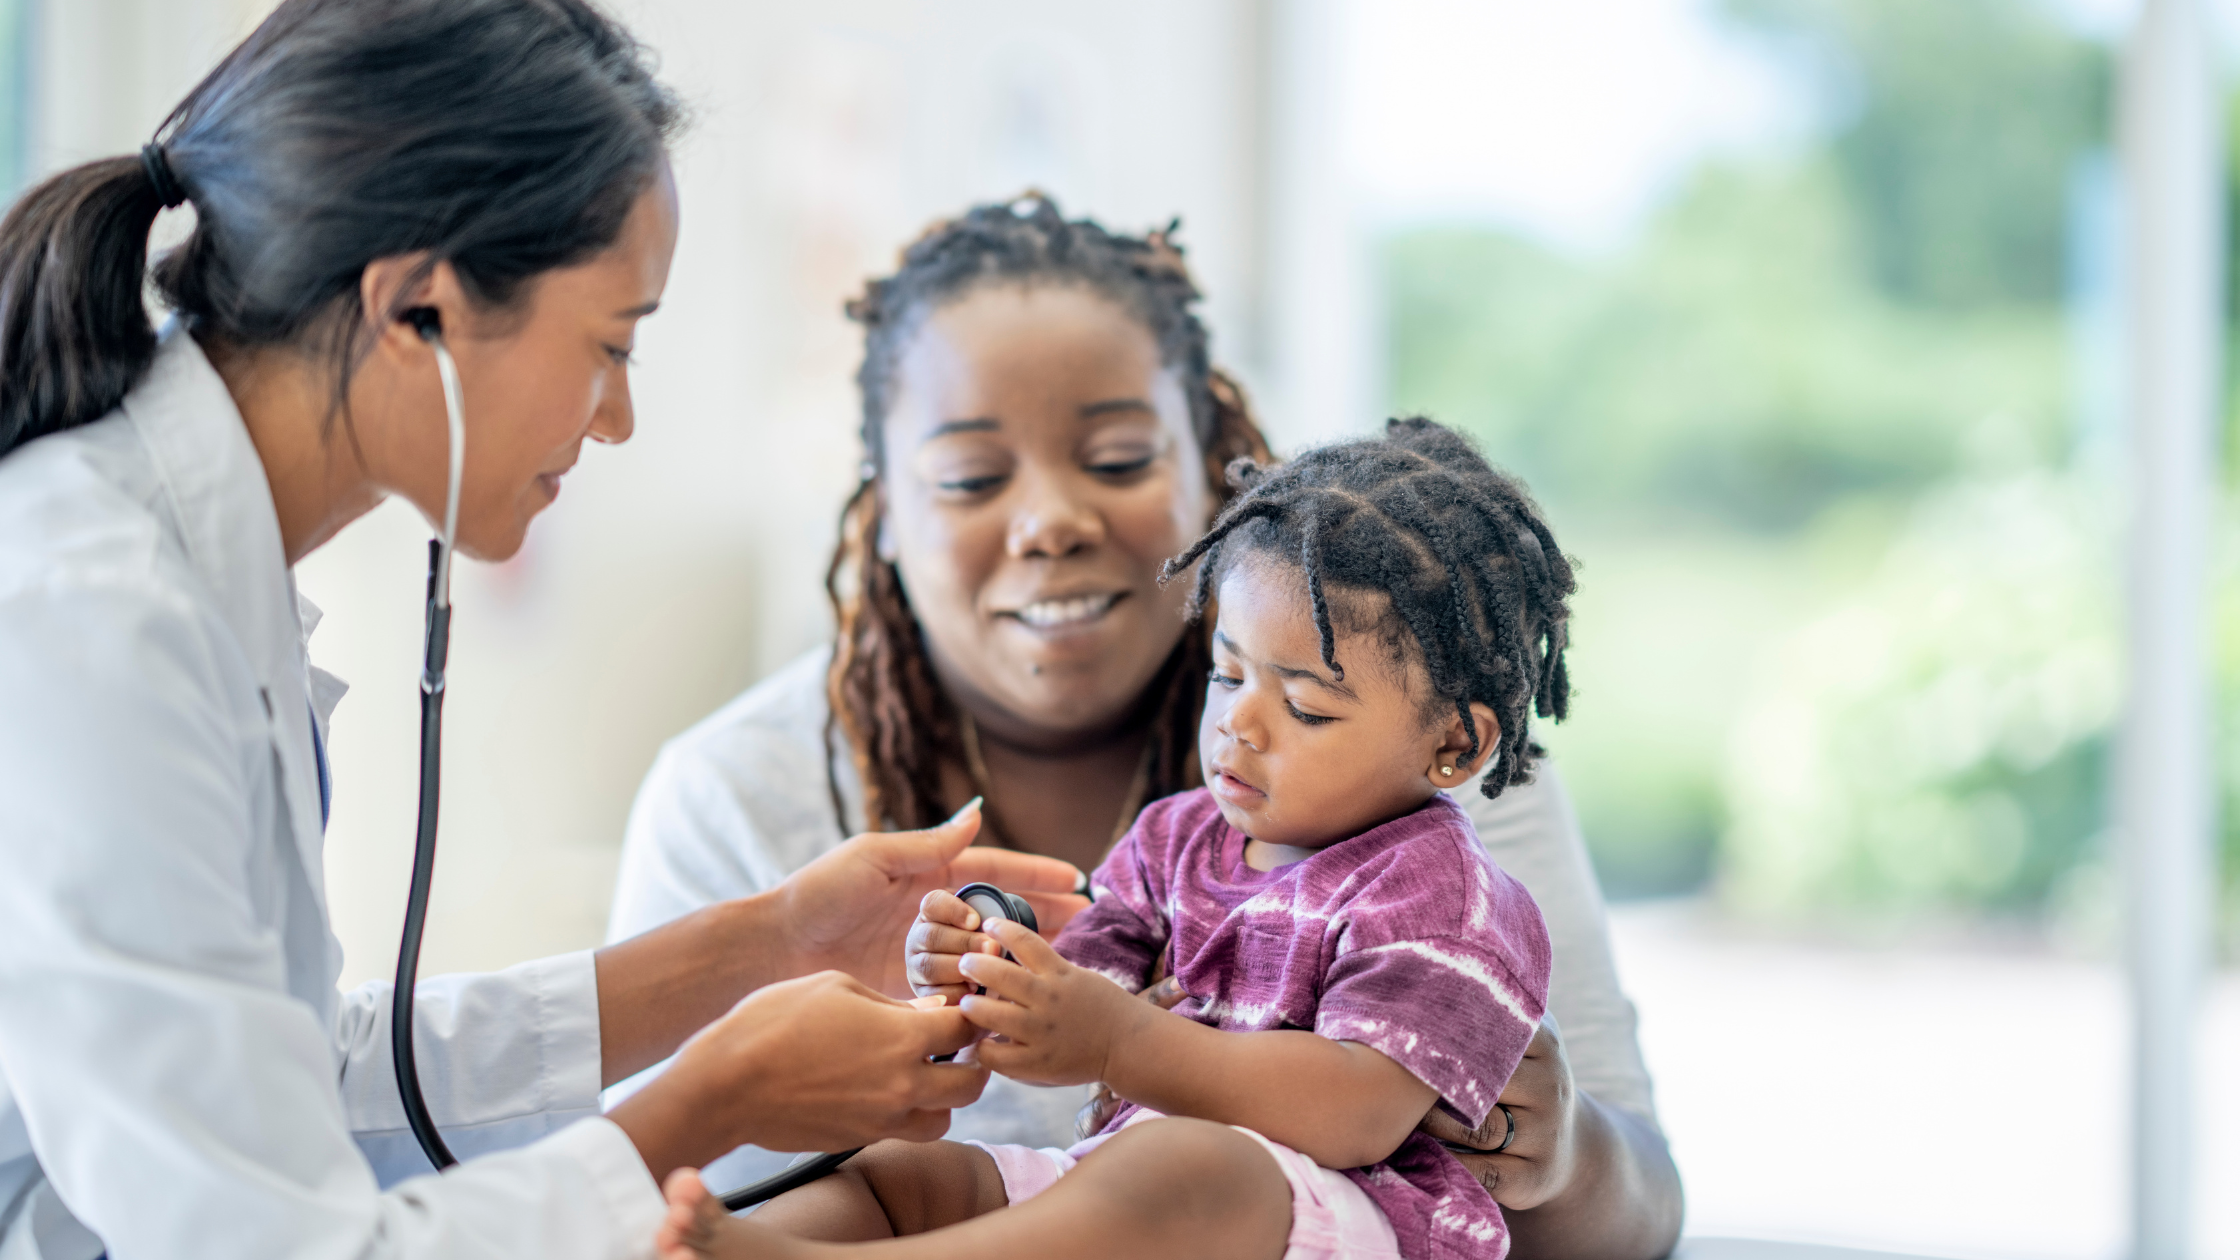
826, 192, 1271, 834
1160, 417, 1577, 799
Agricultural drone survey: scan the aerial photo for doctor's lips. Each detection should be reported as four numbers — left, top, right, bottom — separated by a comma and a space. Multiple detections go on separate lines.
998, 591, 1124, 631
533, 455, 578, 500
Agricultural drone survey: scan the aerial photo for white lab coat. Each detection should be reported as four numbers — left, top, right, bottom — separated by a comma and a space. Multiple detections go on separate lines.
0, 329, 665, 1258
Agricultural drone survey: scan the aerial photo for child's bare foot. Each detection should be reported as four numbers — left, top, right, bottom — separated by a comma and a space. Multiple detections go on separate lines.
656, 1169, 811, 1260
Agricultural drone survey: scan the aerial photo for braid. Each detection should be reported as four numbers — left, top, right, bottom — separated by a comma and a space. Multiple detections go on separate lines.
1159, 417, 1577, 800
1299, 500, 1341, 682
825, 192, 1269, 833
823, 479, 953, 830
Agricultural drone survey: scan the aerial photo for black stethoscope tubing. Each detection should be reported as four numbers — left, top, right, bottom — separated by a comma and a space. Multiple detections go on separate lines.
387, 324, 878, 1208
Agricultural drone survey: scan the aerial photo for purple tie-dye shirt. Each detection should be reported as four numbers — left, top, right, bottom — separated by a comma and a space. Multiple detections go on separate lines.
1057, 788, 1552, 1260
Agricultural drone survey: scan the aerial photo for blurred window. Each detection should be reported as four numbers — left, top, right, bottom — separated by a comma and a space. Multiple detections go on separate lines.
0, 0, 23, 199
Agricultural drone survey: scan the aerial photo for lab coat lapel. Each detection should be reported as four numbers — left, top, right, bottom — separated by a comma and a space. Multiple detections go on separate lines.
120, 328, 333, 914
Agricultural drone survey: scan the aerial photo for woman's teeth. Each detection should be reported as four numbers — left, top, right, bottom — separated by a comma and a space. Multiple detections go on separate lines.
1013, 593, 1119, 628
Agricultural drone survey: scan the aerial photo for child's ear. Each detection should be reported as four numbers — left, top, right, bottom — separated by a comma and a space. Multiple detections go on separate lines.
1428, 702, 1503, 786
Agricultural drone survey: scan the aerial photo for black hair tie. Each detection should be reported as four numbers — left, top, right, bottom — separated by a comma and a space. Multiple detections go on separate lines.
140, 143, 186, 209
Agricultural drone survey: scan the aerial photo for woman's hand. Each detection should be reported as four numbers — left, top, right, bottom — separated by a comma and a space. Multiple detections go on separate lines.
778, 801, 1090, 998
1419, 1016, 1684, 1260
608, 970, 987, 1184
952, 919, 1152, 1087
1419, 1015, 1576, 1207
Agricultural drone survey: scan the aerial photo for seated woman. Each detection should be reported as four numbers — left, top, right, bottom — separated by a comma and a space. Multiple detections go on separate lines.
655, 418, 1569, 1260
607, 195, 1680, 1258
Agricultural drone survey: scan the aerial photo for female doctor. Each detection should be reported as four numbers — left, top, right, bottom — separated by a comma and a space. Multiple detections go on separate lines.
0, 2, 1082, 1257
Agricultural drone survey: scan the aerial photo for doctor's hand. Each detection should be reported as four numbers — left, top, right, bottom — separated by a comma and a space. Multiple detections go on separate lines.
608, 970, 987, 1185
778, 799, 1089, 998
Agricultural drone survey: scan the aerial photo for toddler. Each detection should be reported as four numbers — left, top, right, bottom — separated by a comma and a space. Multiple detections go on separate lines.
658, 417, 1576, 1260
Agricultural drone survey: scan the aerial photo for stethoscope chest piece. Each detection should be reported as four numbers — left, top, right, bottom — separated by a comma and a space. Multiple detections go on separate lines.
954, 882, 1038, 937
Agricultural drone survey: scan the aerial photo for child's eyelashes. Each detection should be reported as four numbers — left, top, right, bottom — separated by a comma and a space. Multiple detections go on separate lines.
1207, 669, 1335, 726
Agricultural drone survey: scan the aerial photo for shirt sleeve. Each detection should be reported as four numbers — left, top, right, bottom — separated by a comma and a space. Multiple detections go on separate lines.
334, 953, 611, 1183
1050, 824, 1171, 993
1456, 764, 1661, 1127
0, 580, 663, 1259
1314, 841, 1552, 1130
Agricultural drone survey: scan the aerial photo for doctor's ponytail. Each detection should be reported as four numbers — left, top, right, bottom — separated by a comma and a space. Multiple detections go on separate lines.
0, 0, 679, 462
0, 158, 173, 457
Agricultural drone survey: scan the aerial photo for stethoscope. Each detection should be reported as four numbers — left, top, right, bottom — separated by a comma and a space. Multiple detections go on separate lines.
384, 315, 1041, 1209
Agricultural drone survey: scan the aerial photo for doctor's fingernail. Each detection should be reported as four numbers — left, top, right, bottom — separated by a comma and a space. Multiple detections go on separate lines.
950, 795, 984, 822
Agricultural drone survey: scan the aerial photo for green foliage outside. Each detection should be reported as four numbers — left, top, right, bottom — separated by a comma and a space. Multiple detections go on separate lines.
1383, 0, 2239, 944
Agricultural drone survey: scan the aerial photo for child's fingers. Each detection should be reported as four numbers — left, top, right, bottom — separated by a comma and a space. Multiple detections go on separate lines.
981, 918, 1067, 975
907, 919, 997, 962
957, 991, 1034, 1040
1014, 889, 1093, 939
956, 950, 1038, 1003
972, 1034, 1075, 1087
917, 888, 981, 931
971, 1033, 1032, 1076
906, 944, 999, 998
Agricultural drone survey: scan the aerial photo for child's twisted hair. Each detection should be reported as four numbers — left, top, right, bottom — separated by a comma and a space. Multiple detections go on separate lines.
1160, 418, 1576, 799
826, 192, 1271, 833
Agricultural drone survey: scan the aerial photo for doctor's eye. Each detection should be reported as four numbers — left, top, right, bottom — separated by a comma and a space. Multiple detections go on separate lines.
604, 343, 636, 367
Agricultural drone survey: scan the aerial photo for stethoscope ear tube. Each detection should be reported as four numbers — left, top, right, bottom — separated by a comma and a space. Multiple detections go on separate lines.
393, 539, 459, 1171
393, 327, 467, 1174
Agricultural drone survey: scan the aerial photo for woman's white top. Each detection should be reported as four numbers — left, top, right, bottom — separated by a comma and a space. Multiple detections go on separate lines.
608, 648, 1659, 1191
0, 331, 664, 1260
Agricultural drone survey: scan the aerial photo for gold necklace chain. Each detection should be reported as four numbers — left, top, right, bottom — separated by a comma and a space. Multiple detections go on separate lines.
958, 709, 1154, 852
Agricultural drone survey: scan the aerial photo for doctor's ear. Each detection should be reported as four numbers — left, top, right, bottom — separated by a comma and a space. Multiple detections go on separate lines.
359, 254, 472, 360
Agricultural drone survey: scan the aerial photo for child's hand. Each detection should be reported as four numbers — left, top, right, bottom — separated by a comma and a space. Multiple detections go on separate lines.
1074, 975, 1190, 1138
956, 919, 1154, 1088
904, 889, 1005, 1003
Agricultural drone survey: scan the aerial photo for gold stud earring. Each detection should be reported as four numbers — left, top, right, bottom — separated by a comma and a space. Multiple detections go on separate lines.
1440, 766, 1455, 777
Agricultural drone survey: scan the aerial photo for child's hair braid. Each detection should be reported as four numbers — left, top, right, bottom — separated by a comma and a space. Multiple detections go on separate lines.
825, 192, 1271, 833
1160, 417, 1576, 799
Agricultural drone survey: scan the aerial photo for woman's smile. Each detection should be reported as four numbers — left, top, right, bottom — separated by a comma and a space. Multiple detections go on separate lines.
1000, 590, 1125, 633
881, 284, 1213, 737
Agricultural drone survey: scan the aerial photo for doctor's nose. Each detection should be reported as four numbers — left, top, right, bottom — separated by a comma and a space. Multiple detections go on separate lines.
589, 375, 635, 446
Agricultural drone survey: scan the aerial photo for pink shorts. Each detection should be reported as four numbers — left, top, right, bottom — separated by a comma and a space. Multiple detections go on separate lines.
965, 1108, 1401, 1259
